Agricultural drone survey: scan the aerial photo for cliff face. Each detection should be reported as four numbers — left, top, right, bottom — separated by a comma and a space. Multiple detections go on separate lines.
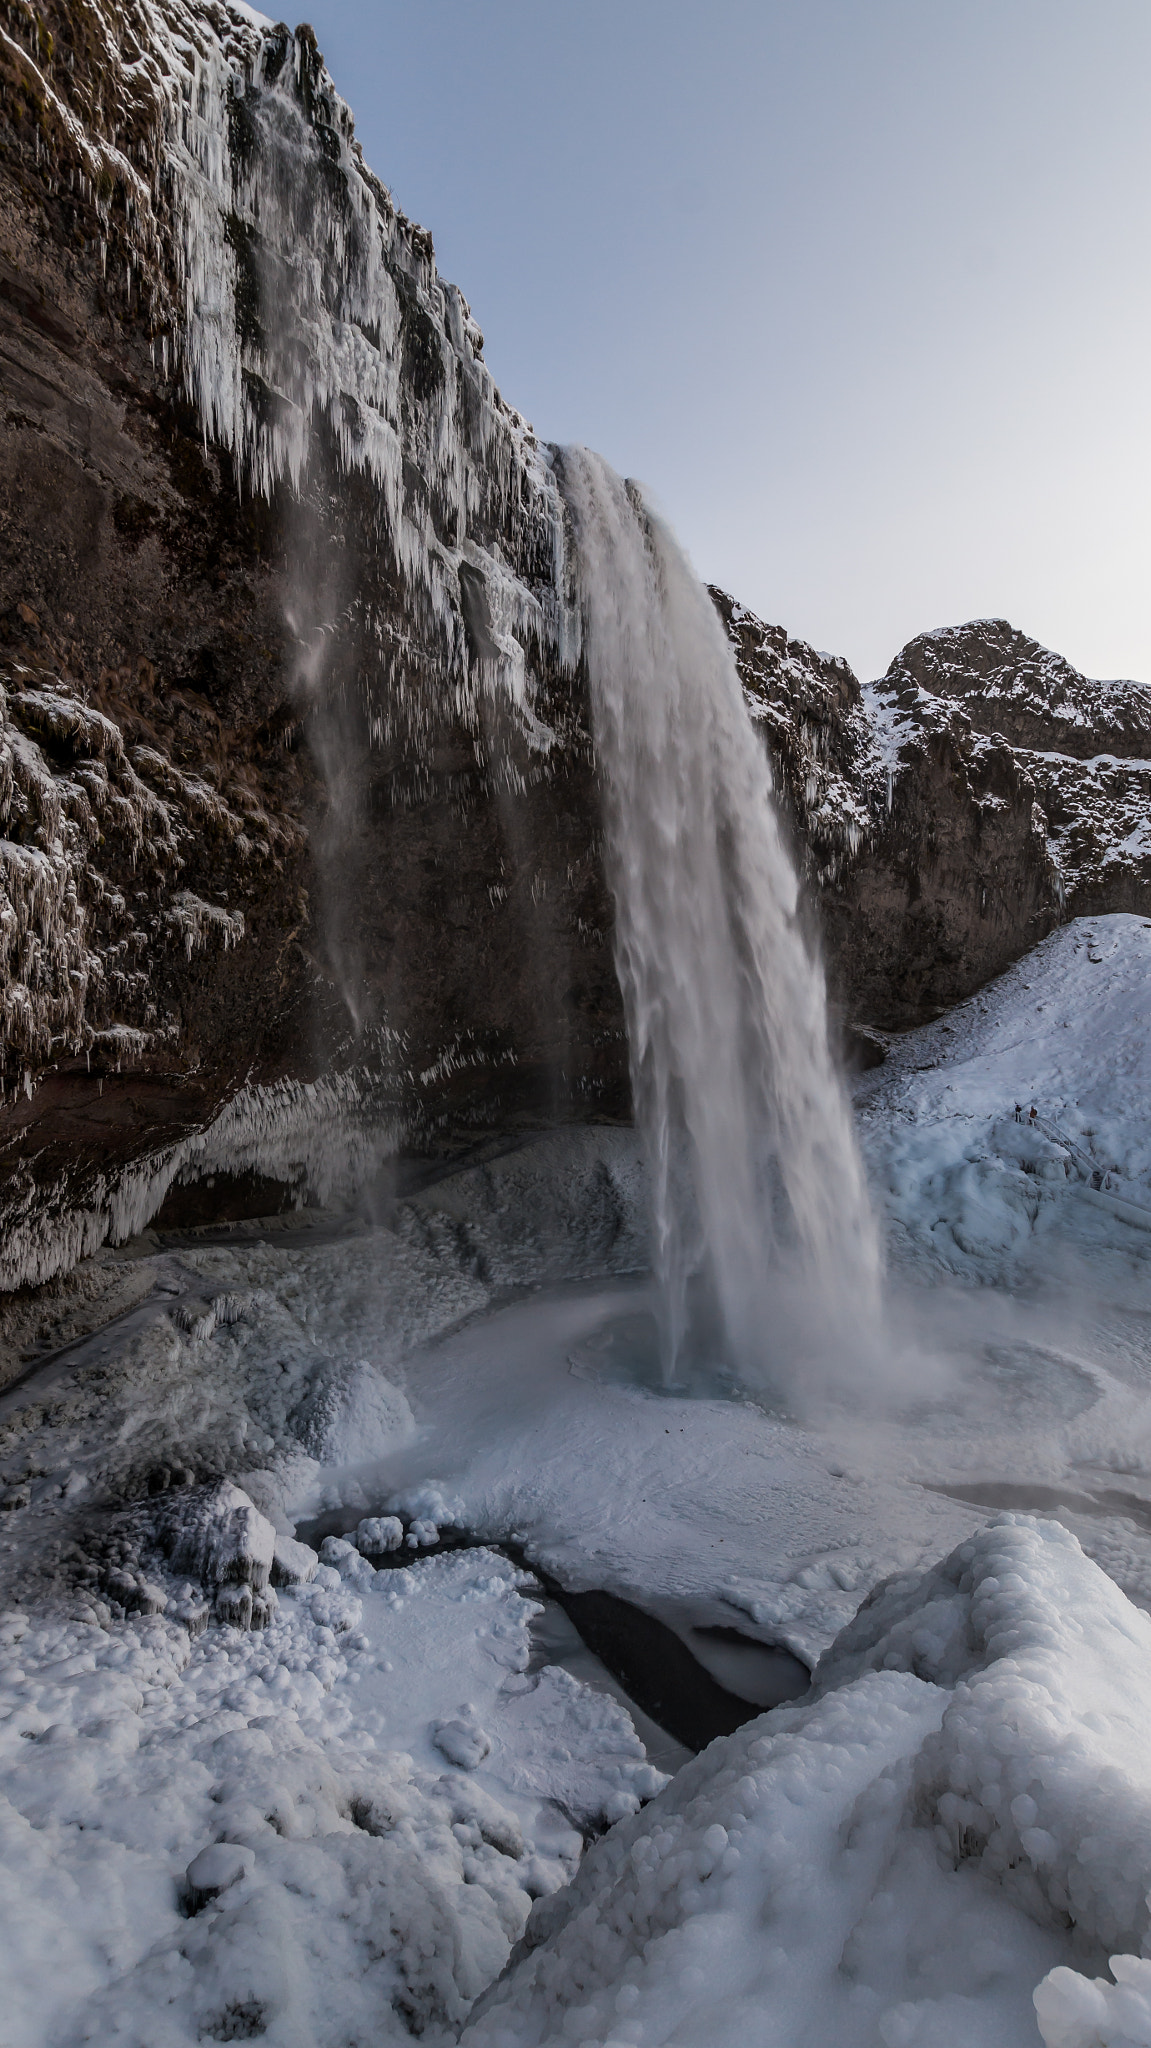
0, 0, 622, 1287
716, 600, 1151, 1030
1, 0, 1148, 1292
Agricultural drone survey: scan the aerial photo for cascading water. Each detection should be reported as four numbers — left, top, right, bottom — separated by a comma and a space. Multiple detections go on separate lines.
560, 448, 883, 1401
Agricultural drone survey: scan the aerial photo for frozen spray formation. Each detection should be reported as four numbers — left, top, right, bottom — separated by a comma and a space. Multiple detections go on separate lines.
561, 450, 882, 1396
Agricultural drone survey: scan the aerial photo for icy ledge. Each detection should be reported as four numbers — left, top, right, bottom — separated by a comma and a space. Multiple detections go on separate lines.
465, 1516, 1151, 2048
0, 1070, 399, 1292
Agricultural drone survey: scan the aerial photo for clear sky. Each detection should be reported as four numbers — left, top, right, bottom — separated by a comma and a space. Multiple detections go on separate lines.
298, 1, 1151, 684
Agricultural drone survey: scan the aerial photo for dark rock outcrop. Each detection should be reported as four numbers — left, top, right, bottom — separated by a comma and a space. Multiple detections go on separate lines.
716, 598, 1151, 1030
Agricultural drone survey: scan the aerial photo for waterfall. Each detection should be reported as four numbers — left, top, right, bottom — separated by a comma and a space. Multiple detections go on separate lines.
560, 449, 882, 1401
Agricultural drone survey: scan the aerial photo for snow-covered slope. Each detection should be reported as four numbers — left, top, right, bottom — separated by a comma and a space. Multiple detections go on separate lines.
858, 911, 1151, 1277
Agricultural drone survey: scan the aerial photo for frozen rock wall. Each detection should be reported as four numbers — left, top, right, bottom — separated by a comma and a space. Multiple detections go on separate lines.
0, 0, 622, 1285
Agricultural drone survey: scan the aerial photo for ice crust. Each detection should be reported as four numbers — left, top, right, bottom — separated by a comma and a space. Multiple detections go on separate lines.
467, 1520, 1151, 2048
0, 1543, 663, 2047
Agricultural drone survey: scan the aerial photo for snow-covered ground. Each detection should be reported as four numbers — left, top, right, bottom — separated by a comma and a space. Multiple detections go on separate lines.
3, 914, 1151, 2045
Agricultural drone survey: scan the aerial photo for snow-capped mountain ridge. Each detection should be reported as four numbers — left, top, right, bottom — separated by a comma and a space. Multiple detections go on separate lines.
715, 593, 1151, 1030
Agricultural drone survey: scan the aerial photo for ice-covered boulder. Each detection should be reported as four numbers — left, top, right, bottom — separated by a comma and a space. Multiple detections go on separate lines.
355, 1516, 404, 1557
318, 1536, 377, 1591
156, 1482, 276, 1629
184, 1842, 254, 1909
270, 1532, 320, 1588
464, 1517, 1151, 2048
291, 1360, 415, 1466
1035, 1956, 1151, 2048
434, 1707, 493, 1771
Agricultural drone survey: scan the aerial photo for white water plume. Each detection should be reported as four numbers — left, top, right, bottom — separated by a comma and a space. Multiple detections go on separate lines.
560, 448, 883, 1401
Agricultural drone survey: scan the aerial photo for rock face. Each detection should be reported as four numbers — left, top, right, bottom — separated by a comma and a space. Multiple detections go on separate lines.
716, 598, 1151, 1030
1, 0, 1148, 1288
0, 0, 621, 1285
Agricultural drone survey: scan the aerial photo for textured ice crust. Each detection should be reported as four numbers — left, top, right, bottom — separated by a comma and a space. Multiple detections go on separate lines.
1036, 1957, 1151, 2048
466, 1519, 1151, 2048
858, 914, 1151, 1280
0, 1544, 663, 2048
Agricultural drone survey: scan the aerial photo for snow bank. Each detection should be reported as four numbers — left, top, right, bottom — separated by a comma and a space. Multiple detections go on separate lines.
289, 1358, 415, 1466
466, 1517, 1151, 2047
860, 914, 1151, 1277
0, 1544, 661, 2047
818, 1515, 1151, 1957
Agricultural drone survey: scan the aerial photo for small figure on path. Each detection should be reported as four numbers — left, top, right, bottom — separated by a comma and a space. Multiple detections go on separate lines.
1014, 1103, 1024, 1122
1029, 1105, 1038, 1125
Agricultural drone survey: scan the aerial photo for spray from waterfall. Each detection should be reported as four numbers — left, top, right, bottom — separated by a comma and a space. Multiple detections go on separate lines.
560, 448, 883, 1402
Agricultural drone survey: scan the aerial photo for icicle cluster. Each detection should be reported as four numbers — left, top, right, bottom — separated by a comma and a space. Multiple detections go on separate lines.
0, 1066, 401, 1292
3, 0, 580, 733
0, 665, 174, 1077
0, 658, 301, 1092
155, 5, 578, 737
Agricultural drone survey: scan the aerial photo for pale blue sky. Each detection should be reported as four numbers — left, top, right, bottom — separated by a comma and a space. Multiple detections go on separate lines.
300, 2, 1151, 683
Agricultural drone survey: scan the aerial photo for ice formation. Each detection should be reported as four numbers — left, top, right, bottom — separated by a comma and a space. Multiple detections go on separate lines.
560, 449, 882, 1397
0, 1066, 401, 1293
118, 0, 580, 739
466, 1519, 1151, 2048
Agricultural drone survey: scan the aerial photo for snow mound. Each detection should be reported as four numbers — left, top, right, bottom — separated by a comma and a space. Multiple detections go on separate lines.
434, 1705, 493, 1770
465, 1518, 1151, 2048
158, 1481, 275, 1598
290, 1359, 415, 1465
818, 1514, 1151, 1957
1036, 1957, 1151, 2048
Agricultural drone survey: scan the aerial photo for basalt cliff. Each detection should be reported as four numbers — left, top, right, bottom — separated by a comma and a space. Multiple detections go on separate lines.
2, 0, 1148, 1294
